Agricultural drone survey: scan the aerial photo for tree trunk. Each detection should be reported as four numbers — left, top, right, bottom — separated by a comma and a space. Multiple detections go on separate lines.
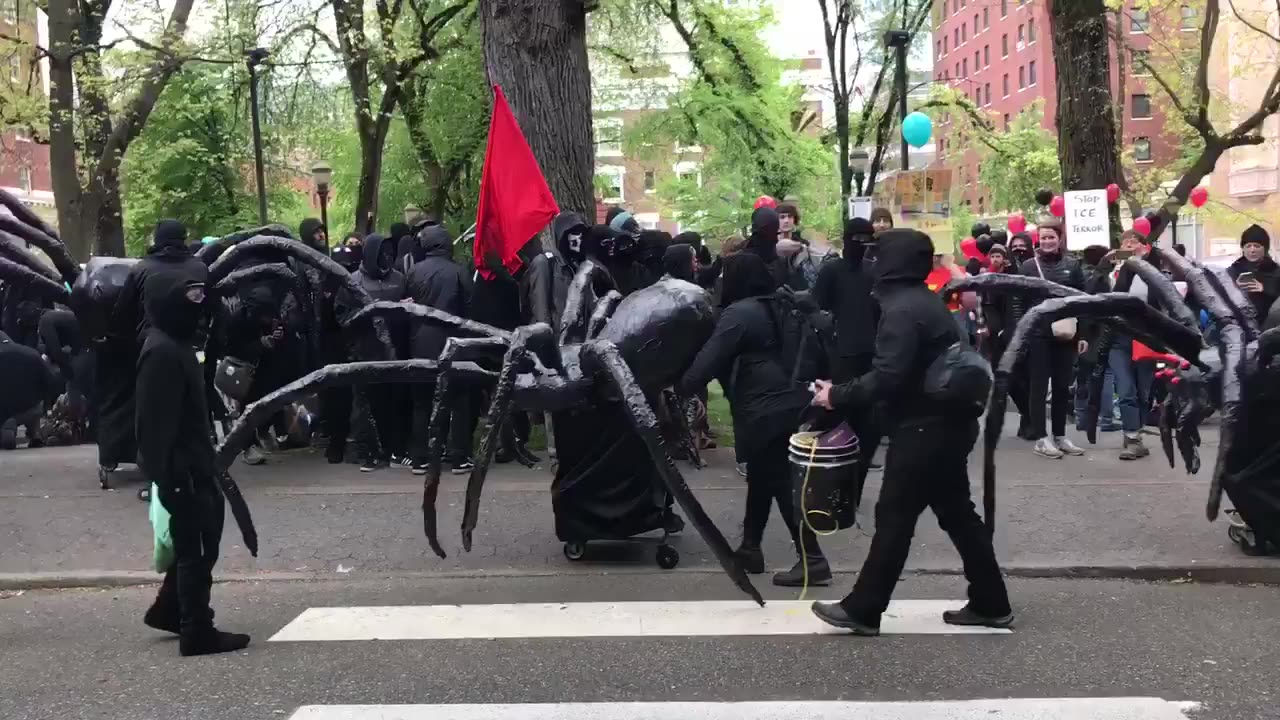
45, 0, 88, 259
1151, 143, 1224, 240
1050, 0, 1123, 243
355, 126, 387, 235
92, 166, 126, 257
480, 0, 595, 218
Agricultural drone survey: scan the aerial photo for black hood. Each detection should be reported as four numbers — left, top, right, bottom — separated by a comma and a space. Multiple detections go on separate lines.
331, 244, 361, 272
299, 218, 327, 252
662, 243, 696, 283
150, 219, 190, 256
748, 207, 780, 263
873, 229, 934, 287
390, 222, 415, 263
554, 211, 588, 262
146, 271, 205, 343
361, 233, 395, 278
418, 225, 452, 259
720, 252, 776, 308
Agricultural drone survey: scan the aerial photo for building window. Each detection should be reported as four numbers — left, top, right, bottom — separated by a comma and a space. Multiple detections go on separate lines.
983, 45, 989, 66
1003, 73, 1010, 97
1134, 137, 1153, 162
1019, 65, 1026, 89
1028, 18, 1036, 43
1132, 49, 1150, 75
1180, 4, 1197, 30
1017, 24, 1025, 44
1028, 60, 1037, 85
983, 7, 989, 28
595, 118, 623, 157
674, 161, 701, 188
974, 14, 979, 35
1001, 0, 1008, 17
17, 166, 31, 192
643, 170, 656, 192
1004, 113, 1011, 129
974, 50, 980, 69
1131, 7, 1149, 32
955, 62, 961, 77
984, 83, 991, 106
937, 40, 943, 58
954, 28, 960, 47
1132, 94, 1152, 118
598, 167, 625, 202
943, 36, 949, 54
963, 58, 968, 77
961, 24, 967, 42
7, 54, 18, 82
1001, 34, 1009, 57
0, 0, 16, 24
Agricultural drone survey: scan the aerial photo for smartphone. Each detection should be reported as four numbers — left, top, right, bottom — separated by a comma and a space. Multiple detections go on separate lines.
1112, 249, 1134, 262
1238, 272, 1257, 286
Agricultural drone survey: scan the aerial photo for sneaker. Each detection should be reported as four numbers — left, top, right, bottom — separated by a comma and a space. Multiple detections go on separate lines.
736, 462, 749, 478
359, 457, 388, 473
179, 629, 251, 657
391, 454, 413, 468
1119, 436, 1150, 461
943, 605, 1015, 629
1054, 436, 1085, 456
411, 462, 429, 476
733, 545, 765, 574
1033, 437, 1064, 459
241, 446, 266, 466
811, 602, 880, 636
773, 557, 831, 587
450, 460, 475, 475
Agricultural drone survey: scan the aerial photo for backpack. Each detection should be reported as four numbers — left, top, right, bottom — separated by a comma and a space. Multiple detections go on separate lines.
764, 288, 836, 385
922, 341, 993, 418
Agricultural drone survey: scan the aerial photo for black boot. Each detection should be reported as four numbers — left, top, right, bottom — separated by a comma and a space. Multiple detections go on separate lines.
733, 545, 765, 574
144, 603, 181, 635
811, 602, 880, 636
179, 629, 251, 657
773, 554, 831, 587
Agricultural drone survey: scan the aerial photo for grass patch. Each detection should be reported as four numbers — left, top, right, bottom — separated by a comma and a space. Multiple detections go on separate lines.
706, 381, 734, 448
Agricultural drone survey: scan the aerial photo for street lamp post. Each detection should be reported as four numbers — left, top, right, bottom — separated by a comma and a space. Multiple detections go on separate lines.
885, 30, 911, 172
850, 147, 870, 196
312, 162, 332, 233
246, 48, 271, 225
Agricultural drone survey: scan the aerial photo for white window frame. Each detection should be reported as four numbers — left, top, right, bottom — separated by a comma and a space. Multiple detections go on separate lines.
673, 160, 702, 188
598, 165, 625, 203
17, 166, 31, 192
1130, 7, 1149, 33
634, 212, 660, 231
643, 169, 657, 194
595, 117, 624, 158
1134, 137, 1153, 163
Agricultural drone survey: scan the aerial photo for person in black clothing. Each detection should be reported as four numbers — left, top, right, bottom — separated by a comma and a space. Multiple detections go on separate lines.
1018, 221, 1087, 458
473, 243, 537, 462
810, 229, 1012, 635
349, 233, 409, 470
1228, 224, 1280, 321
299, 218, 329, 254
37, 307, 84, 400
745, 206, 788, 289
137, 272, 250, 656
0, 333, 60, 449
113, 220, 208, 344
661, 243, 697, 283
678, 252, 829, 588
405, 225, 474, 475
389, 222, 415, 272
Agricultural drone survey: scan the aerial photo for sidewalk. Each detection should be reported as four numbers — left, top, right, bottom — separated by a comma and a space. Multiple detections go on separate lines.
0, 418, 1272, 588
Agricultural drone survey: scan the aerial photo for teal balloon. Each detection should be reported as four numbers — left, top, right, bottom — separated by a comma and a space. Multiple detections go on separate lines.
201, 236, 218, 244
902, 111, 933, 148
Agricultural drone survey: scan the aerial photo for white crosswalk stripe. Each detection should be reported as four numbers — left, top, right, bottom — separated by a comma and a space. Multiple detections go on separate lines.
268, 599, 1011, 642
285, 699, 1200, 720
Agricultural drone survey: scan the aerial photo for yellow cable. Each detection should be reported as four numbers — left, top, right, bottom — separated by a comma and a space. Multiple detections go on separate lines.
796, 436, 842, 602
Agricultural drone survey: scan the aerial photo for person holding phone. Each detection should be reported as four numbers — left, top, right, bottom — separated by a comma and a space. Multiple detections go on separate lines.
1228, 225, 1280, 321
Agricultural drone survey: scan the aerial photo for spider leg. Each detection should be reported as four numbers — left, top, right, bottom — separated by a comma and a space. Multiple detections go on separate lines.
1118, 257, 1201, 331
1082, 325, 1116, 445
212, 263, 300, 297
660, 388, 705, 470
0, 233, 62, 284
1206, 323, 1245, 520
419, 336, 509, 558
580, 338, 764, 606
1158, 383, 1178, 469
195, 224, 294, 264
460, 325, 551, 551
0, 257, 71, 305
559, 260, 615, 346
586, 290, 624, 340
0, 198, 79, 285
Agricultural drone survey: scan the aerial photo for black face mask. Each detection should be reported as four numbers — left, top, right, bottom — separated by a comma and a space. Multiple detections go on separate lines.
1011, 247, 1031, 263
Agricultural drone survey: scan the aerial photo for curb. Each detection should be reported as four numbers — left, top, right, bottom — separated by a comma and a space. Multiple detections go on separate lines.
3, 562, 1278, 591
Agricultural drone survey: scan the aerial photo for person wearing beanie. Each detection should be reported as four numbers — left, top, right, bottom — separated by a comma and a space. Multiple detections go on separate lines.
112, 219, 208, 345
1228, 224, 1280, 319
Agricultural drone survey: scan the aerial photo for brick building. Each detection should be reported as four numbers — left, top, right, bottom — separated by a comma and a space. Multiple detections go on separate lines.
0, 0, 53, 223
931, 0, 1184, 216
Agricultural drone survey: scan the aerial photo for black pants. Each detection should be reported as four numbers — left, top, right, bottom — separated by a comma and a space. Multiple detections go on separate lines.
321, 386, 353, 462
410, 382, 478, 464
992, 340, 1029, 419
834, 353, 880, 501
743, 434, 822, 558
841, 418, 1009, 625
1027, 338, 1075, 439
153, 485, 225, 633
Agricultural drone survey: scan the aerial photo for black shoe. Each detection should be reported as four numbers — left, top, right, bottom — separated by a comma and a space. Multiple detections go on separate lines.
494, 451, 515, 464
326, 453, 344, 465
773, 557, 831, 587
143, 605, 180, 635
810, 602, 880, 636
733, 546, 765, 574
410, 462, 429, 476
943, 605, 1015, 629
391, 454, 413, 468
359, 457, 388, 473
664, 512, 685, 534
179, 629, 251, 657
450, 460, 475, 475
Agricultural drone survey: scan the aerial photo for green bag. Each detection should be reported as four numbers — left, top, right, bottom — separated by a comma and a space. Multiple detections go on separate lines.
149, 483, 175, 573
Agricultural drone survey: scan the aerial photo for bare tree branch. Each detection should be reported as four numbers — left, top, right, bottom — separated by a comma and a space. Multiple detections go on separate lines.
1227, 0, 1280, 44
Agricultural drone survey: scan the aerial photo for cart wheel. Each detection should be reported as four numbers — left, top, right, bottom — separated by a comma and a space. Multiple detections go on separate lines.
98, 466, 111, 490
563, 542, 586, 561
656, 545, 680, 570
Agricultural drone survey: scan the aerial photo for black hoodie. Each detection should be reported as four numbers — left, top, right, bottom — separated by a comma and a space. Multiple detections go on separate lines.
135, 273, 216, 501
747, 206, 788, 289
662, 243, 697, 283
0, 331, 60, 425
553, 211, 589, 267
299, 218, 328, 254
813, 218, 879, 362
830, 229, 959, 426
405, 225, 471, 358
354, 233, 407, 302
112, 219, 208, 344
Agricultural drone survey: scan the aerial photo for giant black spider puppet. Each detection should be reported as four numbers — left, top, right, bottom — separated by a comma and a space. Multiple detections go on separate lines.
946, 248, 1280, 556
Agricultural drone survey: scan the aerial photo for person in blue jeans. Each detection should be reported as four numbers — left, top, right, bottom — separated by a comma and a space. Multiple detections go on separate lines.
1107, 231, 1156, 460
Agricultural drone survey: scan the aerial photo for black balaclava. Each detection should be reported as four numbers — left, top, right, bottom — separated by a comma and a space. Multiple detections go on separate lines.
146, 274, 206, 344
662, 243, 696, 283
151, 219, 189, 255
332, 243, 361, 273
299, 218, 327, 253
361, 233, 395, 279
674, 231, 711, 266
553, 211, 589, 266
748, 207, 781, 263
719, 252, 776, 308
872, 229, 934, 289
1009, 232, 1033, 264
843, 217, 876, 264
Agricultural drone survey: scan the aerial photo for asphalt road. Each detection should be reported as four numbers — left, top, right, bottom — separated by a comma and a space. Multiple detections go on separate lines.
0, 574, 1273, 720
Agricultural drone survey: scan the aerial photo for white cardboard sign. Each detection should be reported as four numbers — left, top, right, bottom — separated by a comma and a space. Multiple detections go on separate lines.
1064, 189, 1110, 250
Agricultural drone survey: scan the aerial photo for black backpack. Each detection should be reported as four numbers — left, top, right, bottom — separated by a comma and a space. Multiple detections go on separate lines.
922, 340, 993, 417
764, 288, 836, 385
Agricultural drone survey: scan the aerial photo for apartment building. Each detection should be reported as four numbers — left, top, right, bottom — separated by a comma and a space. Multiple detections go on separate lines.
0, 0, 53, 223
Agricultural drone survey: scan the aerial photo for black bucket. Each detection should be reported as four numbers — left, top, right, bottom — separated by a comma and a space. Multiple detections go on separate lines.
789, 428, 861, 533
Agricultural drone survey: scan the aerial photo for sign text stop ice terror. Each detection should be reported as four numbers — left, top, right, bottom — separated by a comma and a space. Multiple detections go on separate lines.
1064, 189, 1110, 250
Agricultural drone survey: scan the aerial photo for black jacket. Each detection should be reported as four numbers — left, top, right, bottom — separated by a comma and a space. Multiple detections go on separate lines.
1018, 251, 1085, 339
830, 229, 959, 426
135, 271, 217, 500
112, 240, 208, 344
37, 308, 83, 380
678, 295, 811, 455
813, 241, 878, 359
404, 225, 472, 359
1227, 255, 1280, 320
982, 266, 1023, 349
353, 233, 407, 302
521, 250, 572, 331
0, 334, 60, 423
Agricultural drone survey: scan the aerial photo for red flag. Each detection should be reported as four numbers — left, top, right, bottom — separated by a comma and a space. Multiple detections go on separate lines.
474, 85, 560, 279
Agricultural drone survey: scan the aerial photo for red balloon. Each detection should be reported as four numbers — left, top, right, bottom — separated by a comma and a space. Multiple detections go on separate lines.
1049, 196, 1066, 217
754, 195, 777, 210
1007, 214, 1027, 234
960, 236, 979, 259
1189, 186, 1209, 208
1106, 183, 1121, 203
1133, 216, 1152, 236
